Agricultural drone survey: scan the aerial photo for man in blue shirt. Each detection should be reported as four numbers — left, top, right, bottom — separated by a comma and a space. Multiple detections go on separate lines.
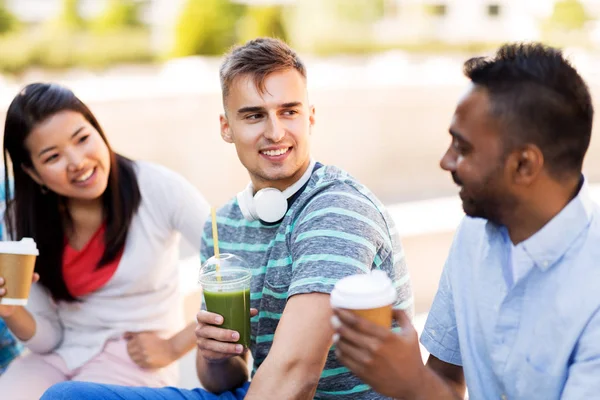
332, 42, 600, 399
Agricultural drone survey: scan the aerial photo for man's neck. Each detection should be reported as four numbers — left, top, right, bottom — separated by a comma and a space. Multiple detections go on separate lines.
503, 178, 581, 245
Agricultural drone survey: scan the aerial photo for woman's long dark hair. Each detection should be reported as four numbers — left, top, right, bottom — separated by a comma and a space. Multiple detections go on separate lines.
3, 83, 141, 302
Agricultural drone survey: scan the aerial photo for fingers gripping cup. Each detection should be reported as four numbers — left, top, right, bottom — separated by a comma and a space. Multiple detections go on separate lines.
0, 238, 39, 306
199, 254, 252, 348
330, 270, 397, 328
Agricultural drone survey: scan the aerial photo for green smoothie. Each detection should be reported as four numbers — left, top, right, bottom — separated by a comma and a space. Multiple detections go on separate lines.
203, 287, 251, 347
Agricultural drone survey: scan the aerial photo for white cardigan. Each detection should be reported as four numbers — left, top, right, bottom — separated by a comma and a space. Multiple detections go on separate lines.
23, 161, 209, 370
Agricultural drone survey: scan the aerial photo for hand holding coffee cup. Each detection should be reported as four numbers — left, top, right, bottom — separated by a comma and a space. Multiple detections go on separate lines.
0, 273, 40, 317
330, 270, 397, 327
0, 238, 39, 316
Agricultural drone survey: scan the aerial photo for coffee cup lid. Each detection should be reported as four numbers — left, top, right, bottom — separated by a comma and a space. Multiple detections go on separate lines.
0, 238, 39, 256
330, 270, 397, 310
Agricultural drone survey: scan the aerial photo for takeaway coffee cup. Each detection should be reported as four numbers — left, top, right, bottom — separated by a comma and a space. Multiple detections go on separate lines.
330, 270, 397, 328
0, 238, 39, 306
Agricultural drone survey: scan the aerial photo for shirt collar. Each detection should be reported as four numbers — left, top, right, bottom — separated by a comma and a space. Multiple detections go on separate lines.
519, 177, 594, 271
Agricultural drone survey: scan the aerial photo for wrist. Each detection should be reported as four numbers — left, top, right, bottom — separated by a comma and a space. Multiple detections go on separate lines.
202, 351, 245, 366
408, 364, 460, 400
404, 363, 433, 400
3, 306, 25, 322
167, 336, 183, 361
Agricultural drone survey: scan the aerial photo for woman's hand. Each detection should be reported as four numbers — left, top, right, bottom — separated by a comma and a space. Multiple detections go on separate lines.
0, 273, 39, 318
124, 331, 178, 369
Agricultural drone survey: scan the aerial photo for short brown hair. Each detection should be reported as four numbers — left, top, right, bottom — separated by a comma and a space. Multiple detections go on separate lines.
219, 37, 307, 102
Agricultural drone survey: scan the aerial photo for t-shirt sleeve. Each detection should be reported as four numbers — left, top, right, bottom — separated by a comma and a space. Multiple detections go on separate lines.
288, 189, 390, 297
419, 220, 465, 366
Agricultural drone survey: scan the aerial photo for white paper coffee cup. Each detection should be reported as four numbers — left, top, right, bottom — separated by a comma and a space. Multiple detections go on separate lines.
331, 270, 397, 327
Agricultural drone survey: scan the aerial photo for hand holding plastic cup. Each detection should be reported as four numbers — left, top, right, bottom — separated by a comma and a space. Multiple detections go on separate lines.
199, 253, 252, 348
330, 270, 397, 328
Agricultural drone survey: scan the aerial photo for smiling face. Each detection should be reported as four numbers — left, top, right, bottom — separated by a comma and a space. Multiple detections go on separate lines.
220, 68, 315, 192
23, 110, 111, 201
440, 85, 518, 224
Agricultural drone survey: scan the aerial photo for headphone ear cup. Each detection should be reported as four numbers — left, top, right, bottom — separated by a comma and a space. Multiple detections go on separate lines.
254, 188, 288, 223
237, 184, 259, 221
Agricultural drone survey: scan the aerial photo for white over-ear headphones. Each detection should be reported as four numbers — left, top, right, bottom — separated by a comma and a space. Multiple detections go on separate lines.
237, 159, 317, 223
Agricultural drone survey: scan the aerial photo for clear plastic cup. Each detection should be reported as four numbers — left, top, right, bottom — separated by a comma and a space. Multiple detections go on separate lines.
199, 254, 252, 347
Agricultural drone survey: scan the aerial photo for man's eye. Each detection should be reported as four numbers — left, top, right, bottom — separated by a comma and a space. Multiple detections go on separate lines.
247, 114, 263, 120
452, 139, 465, 151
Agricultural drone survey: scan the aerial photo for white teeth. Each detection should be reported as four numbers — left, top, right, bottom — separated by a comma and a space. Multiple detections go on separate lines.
262, 148, 289, 156
75, 169, 94, 182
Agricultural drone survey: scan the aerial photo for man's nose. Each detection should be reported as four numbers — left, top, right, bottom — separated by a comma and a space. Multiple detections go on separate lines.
264, 115, 285, 142
440, 148, 457, 172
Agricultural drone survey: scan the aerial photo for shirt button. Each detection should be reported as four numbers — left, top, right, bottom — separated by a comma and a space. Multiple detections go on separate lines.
501, 395, 507, 400
543, 261, 549, 267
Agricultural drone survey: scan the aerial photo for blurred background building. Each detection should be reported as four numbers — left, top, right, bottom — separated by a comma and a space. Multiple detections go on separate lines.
1, 0, 600, 386
2, 0, 600, 66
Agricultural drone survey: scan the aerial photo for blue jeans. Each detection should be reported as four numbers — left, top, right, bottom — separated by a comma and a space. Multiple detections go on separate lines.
40, 382, 250, 400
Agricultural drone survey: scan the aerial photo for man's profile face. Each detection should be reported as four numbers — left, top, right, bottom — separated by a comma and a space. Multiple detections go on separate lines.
440, 85, 516, 223
221, 68, 315, 191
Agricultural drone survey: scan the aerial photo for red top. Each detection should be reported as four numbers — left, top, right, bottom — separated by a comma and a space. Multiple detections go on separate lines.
63, 224, 123, 297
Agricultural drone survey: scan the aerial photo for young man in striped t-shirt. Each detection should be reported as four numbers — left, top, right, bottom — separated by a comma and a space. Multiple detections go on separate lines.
192, 37, 413, 399
39, 38, 413, 400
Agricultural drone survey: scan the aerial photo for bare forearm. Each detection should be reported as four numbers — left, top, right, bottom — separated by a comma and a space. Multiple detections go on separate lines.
245, 361, 320, 400
196, 351, 249, 394
168, 322, 197, 360
409, 365, 465, 400
4, 307, 36, 341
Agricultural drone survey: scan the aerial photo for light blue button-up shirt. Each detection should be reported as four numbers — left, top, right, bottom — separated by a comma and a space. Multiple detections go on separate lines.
421, 181, 600, 399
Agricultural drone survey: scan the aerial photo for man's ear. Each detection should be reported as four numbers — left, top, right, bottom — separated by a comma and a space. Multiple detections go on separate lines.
220, 114, 234, 144
22, 164, 43, 186
512, 145, 544, 186
309, 105, 316, 128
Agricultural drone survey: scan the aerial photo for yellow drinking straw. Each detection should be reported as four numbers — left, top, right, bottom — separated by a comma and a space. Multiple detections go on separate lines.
210, 207, 221, 282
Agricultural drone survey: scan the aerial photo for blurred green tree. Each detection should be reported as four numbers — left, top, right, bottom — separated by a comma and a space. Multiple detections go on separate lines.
92, 0, 142, 33
549, 0, 590, 31
172, 0, 244, 56
238, 6, 288, 43
54, 0, 85, 31
0, 0, 19, 35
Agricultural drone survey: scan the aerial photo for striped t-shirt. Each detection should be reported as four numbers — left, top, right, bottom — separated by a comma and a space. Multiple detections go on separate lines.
201, 165, 413, 399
